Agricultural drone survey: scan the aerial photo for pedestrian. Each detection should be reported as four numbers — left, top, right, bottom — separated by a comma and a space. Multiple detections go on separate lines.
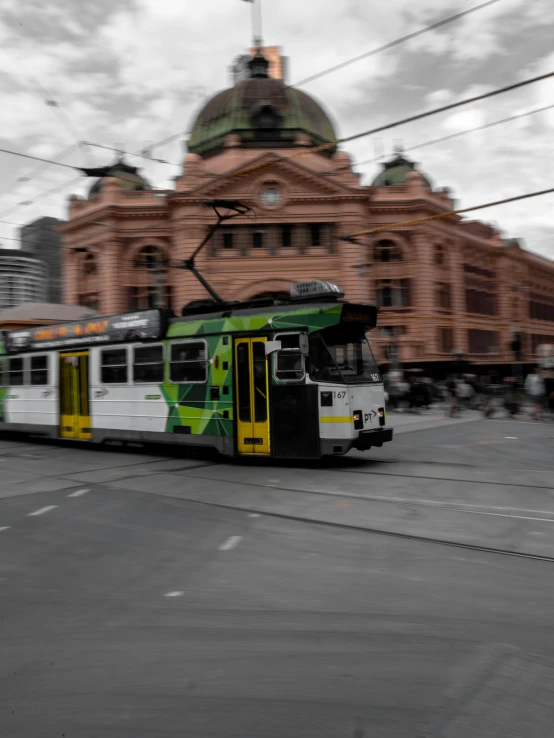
503, 377, 519, 419
524, 368, 547, 421
445, 375, 459, 417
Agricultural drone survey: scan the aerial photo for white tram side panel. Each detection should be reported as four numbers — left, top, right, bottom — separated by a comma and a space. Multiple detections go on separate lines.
3, 352, 58, 430
89, 344, 167, 436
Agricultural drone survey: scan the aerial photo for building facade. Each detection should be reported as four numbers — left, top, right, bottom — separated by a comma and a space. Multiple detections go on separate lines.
0, 249, 47, 311
20, 216, 64, 303
60, 50, 554, 371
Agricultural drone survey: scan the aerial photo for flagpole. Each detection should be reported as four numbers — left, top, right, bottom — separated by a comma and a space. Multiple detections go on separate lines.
252, 0, 263, 49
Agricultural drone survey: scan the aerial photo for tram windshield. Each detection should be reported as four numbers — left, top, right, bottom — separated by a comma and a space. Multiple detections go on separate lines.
308, 326, 381, 385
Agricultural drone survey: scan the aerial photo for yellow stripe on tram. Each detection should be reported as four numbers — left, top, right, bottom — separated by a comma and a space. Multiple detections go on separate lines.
320, 416, 353, 423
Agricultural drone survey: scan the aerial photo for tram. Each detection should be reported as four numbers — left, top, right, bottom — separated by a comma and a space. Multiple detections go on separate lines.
0, 281, 392, 459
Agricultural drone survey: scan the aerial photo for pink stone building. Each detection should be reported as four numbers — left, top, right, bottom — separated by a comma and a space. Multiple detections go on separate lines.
60, 51, 554, 371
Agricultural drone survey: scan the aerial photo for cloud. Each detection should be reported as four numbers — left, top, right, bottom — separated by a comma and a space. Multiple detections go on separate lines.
0, 0, 552, 261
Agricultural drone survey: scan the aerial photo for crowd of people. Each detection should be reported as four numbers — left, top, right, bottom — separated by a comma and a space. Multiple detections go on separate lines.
382, 367, 554, 421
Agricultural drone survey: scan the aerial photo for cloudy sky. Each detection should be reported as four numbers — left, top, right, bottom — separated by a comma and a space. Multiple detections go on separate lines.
0, 0, 553, 258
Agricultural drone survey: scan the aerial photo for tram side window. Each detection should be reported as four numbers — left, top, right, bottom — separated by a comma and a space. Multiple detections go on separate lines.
30, 355, 49, 385
8, 357, 24, 386
275, 333, 305, 382
101, 348, 128, 384
133, 345, 164, 383
170, 341, 207, 383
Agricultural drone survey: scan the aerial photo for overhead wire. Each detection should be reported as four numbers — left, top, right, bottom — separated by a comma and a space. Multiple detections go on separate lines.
216, 70, 554, 181
338, 186, 554, 243
291, 0, 504, 88
115, 0, 504, 161
331, 102, 554, 175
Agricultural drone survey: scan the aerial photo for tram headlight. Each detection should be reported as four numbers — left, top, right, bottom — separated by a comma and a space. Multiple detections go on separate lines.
353, 410, 363, 430
378, 407, 385, 426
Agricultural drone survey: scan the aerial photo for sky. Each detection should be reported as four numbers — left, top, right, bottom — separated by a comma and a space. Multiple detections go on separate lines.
0, 0, 553, 258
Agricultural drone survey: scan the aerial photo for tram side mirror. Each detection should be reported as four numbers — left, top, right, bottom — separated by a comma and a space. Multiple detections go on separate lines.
265, 340, 282, 355
298, 334, 309, 355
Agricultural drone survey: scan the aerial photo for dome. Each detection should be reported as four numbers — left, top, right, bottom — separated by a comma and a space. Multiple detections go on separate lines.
371, 152, 433, 188
88, 158, 151, 197
187, 52, 338, 158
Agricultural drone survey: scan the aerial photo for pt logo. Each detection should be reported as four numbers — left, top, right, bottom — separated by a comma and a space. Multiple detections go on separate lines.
364, 410, 377, 424
94, 388, 109, 399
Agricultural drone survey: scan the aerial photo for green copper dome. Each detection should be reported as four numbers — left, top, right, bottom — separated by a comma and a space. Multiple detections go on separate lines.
88, 158, 151, 197
371, 152, 432, 188
187, 52, 338, 158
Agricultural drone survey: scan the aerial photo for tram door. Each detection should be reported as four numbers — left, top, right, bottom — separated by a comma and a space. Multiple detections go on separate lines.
59, 352, 91, 440
234, 338, 270, 455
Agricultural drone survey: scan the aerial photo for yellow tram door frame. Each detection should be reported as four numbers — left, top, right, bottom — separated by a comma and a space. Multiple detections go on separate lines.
234, 337, 271, 455
59, 351, 92, 440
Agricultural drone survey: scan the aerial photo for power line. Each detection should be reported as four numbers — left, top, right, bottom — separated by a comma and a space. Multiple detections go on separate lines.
335, 102, 554, 174
0, 145, 81, 172
339, 186, 554, 242
223, 70, 554, 181
81, 140, 181, 167
0, 175, 83, 220
291, 0, 504, 88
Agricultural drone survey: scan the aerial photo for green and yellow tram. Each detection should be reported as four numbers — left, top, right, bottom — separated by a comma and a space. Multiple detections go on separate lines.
0, 281, 392, 459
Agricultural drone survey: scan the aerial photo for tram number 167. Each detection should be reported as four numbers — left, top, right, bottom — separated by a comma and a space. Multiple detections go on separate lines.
333, 391, 347, 399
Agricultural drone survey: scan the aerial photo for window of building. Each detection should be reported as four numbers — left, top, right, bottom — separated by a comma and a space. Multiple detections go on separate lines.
129, 286, 172, 311
435, 283, 451, 311
437, 327, 453, 354
30, 355, 49, 385
170, 341, 208, 383
134, 245, 167, 270
100, 348, 128, 384
375, 239, 402, 262
222, 232, 234, 250
378, 326, 405, 337
376, 279, 410, 308
465, 289, 496, 316
529, 294, 554, 322
252, 230, 264, 249
310, 224, 321, 247
8, 357, 24, 386
281, 225, 292, 248
468, 329, 498, 355
434, 245, 445, 266
79, 292, 100, 311
274, 333, 305, 382
133, 345, 164, 383
83, 252, 97, 275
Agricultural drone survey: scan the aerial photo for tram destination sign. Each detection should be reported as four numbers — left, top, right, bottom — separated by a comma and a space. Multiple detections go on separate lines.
5, 309, 165, 353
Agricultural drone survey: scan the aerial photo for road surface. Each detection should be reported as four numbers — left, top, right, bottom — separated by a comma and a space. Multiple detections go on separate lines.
1, 412, 554, 737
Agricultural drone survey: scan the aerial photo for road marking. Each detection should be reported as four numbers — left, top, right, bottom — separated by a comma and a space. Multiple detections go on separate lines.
28, 506, 58, 517
164, 591, 184, 598
0, 527, 10, 532
505, 436, 518, 439
67, 488, 90, 498
248, 513, 260, 518
218, 535, 242, 551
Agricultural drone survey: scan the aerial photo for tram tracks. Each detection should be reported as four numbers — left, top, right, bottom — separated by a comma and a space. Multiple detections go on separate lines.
137, 485, 554, 564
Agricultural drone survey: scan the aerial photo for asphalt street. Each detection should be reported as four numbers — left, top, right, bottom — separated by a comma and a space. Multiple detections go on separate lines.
1, 412, 554, 737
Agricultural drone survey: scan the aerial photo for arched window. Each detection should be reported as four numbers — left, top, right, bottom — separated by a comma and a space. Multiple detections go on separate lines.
134, 245, 167, 270
83, 252, 97, 276
375, 239, 402, 262
434, 245, 445, 266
